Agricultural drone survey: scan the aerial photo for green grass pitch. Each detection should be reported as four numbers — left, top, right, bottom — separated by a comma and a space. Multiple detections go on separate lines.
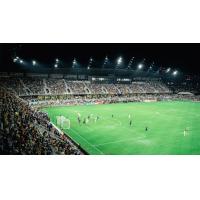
41, 101, 200, 155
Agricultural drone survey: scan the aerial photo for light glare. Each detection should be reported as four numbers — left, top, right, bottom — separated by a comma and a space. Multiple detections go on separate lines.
138, 63, 143, 69
173, 70, 178, 75
117, 57, 122, 65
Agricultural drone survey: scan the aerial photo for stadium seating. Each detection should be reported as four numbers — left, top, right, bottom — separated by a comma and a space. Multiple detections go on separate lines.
0, 77, 173, 96
0, 88, 83, 155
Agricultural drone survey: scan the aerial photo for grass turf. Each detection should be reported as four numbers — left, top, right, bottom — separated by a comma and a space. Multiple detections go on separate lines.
41, 101, 200, 155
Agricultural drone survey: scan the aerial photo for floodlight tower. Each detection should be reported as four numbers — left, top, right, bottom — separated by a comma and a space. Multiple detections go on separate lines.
127, 57, 134, 69
13, 56, 19, 63
166, 68, 171, 73
32, 60, 36, 66
149, 61, 154, 70
102, 56, 108, 68
87, 57, 93, 70
72, 58, 77, 68
173, 70, 178, 76
138, 58, 145, 70
117, 56, 122, 66
138, 63, 143, 69
54, 58, 60, 68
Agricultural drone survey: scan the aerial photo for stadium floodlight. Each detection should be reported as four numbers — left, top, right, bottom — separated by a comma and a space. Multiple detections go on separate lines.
55, 58, 59, 63
128, 57, 134, 68
54, 64, 58, 68
90, 57, 93, 63
117, 57, 122, 65
149, 61, 154, 70
72, 58, 77, 68
138, 63, 143, 69
102, 56, 108, 68
13, 56, 20, 62
20, 59, 23, 64
173, 70, 178, 75
73, 59, 76, 65
104, 56, 108, 63
32, 60, 36, 66
87, 66, 90, 70
166, 68, 171, 73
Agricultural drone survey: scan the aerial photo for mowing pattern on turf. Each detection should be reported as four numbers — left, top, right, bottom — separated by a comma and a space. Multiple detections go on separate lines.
42, 101, 200, 155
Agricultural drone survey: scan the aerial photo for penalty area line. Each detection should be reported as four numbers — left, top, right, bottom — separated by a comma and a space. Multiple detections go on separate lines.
69, 128, 104, 155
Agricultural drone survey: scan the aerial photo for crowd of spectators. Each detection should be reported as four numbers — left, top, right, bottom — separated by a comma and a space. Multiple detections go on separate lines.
0, 88, 83, 155
23, 78, 45, 95
46, 79, 67, 94
28, 93, 200, 108
168, 83, 200, 94
129, 81, 171, 94
0, 77, 27, 96
66, 81, 89, 94
1, 77, 174, 96
85, 83, 105, 94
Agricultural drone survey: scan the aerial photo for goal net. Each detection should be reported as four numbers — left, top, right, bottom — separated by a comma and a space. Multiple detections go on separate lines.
56, 116, 70, 129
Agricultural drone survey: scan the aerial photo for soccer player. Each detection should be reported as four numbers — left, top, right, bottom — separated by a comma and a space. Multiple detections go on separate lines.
83, 118, 86, 124
112, 114, 114, 118
129, 120, 132, 126
78, 117, 81, 125
145, 126, 148, 132
184, 127, 188, 136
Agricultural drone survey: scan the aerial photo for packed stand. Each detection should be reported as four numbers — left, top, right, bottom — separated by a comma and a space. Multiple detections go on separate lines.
0, 77, 27, 96
0, 88, 83, 155
46, 79, 67, 94
22, 78, 45, 95
66, 81, 90, 94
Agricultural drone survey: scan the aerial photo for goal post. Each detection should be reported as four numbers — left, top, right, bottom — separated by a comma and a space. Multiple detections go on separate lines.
56, 116, 70, 129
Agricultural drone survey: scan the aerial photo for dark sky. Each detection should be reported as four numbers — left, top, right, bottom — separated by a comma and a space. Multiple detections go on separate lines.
0, 43, 200, 74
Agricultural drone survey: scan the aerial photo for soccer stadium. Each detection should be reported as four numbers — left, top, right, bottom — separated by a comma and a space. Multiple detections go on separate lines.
1, 44, 200, 155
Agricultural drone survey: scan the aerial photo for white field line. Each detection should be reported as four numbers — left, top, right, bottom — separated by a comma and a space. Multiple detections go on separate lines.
94, 136, 146, 147
70, 128, 104, 155
51, 123, 64, 135
52, 122, 104, 154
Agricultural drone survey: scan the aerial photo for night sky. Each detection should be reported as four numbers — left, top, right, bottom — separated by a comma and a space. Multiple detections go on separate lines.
0, 43, 200, 74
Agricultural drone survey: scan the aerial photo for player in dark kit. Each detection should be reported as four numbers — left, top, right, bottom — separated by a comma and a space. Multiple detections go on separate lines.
78, 117, 81, 125
145, 126, 148, 132
129, 120, 132, 126
112, 114, 114, 118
